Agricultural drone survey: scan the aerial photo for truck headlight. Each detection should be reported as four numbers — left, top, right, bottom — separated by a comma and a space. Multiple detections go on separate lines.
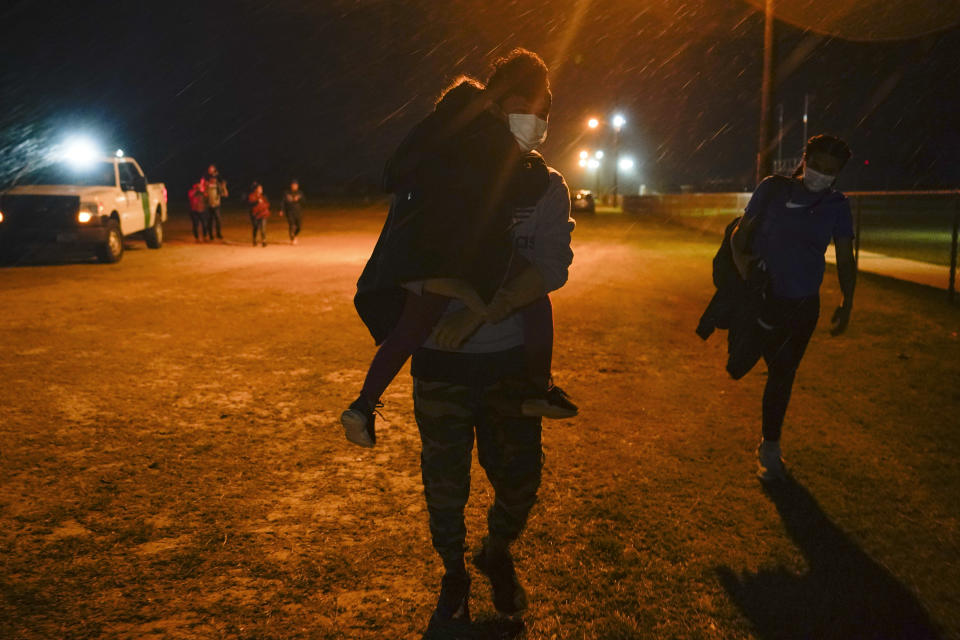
77, 201, 103, 223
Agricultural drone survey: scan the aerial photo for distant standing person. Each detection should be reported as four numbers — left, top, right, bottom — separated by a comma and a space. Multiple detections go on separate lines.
729, 134, 856, 482
187, 181, 208, 242
281, 179, 305, 244
200, 164, 228, 241
247, 182, 270, 247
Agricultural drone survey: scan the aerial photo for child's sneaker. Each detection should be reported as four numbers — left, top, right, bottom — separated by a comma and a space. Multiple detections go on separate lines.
521, 384, 578, 419
341, 395, 380, 448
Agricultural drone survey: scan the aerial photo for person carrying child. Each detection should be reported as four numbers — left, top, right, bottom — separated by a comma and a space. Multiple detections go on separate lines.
344, 59, 576, 451
346, 47, 576, 632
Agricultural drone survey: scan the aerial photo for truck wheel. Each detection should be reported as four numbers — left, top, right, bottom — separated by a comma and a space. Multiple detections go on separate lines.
144, 209, 163, 249
96, 221, 124, 263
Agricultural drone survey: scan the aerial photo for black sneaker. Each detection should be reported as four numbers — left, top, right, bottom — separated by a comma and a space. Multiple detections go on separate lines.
521, 384, 578, 419
340, 395, 380, 448
430, 571, 470, 625
473, 538, 527, 615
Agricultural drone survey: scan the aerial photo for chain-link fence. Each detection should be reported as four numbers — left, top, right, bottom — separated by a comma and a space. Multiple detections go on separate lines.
624, 190, 960, 303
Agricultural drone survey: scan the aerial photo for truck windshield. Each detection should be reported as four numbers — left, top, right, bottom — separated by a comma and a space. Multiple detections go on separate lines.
17, 162, 116, 187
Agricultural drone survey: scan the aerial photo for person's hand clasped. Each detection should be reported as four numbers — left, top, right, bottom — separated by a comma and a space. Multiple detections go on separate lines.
830, 305, 851, 336
485, 291, 515, 325
434, 308, 485, 350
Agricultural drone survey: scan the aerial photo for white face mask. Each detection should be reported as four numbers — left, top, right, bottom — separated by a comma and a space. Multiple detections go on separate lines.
507, 113, 548, 151
803, 166, 835, 192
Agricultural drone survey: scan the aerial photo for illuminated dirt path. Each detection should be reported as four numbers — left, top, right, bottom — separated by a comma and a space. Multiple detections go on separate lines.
1, 205, 957, 639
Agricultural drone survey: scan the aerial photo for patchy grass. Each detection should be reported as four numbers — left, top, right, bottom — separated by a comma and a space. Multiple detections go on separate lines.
1, 205, 958, 639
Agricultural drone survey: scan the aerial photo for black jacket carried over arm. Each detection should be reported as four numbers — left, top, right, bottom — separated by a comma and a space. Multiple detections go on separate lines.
696, 175, 791, 379
355, 81, 549, 345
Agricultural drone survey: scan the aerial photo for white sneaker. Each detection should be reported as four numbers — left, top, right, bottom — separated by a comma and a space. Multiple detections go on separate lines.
756, 440, 787, 482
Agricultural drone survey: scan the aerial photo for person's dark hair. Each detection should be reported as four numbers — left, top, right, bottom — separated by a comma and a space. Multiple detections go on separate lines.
436, 75, 485, 108
792, 134, 852, 177
485, 48, 551, 107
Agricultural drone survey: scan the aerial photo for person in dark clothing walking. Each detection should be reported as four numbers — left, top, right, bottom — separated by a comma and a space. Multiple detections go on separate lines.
281, 179, 304, 244
730, 134, 857, 482
187, 181, 208, 242
247, 182, 270, 247
349, 49, 572, 630
200, 164, 228, 241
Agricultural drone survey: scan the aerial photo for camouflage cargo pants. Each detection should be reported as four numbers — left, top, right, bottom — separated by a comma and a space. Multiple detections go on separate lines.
413, 377, 544, 566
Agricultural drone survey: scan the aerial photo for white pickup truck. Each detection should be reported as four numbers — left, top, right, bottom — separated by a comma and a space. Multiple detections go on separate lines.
0, 156, 167, 263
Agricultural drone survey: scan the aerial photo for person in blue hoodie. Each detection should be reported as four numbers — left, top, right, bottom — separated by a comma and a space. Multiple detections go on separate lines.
730, 134, 857, 482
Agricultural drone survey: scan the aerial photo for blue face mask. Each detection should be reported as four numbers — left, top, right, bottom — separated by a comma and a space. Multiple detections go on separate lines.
803, 166, 835, 192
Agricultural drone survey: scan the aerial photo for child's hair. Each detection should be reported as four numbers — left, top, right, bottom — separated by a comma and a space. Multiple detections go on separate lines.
436, 75, 485, 107
485, 48, 551, 108
792, 134, 852, 177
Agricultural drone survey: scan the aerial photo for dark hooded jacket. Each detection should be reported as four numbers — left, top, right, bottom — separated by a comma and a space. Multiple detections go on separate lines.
354, 81, 549, 344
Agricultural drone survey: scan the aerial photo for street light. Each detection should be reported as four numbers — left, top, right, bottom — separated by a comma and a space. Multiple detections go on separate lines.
611, 114, 626, 201
618, 157, 635, 171
587, 118, 599, 129
577, 149, 603, 194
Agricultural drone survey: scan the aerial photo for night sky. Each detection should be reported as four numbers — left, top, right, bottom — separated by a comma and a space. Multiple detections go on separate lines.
2, 0, 958, 199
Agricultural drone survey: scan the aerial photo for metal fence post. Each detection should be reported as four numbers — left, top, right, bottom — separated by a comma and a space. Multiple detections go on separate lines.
854, 195, 862, 269
950, 196, 959, 304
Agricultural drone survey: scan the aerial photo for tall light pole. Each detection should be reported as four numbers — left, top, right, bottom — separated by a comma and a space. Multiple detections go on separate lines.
802, 92, 809, 149
777, 102, 784, 170
755, 0, 776, 185
612, 113, 626, 202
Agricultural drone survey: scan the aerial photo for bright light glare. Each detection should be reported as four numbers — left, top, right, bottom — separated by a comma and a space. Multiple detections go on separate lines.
115, 149, 124, 157
619, 157, 635, 171
579, 150, 588, 159
587, 159, 600, 169
60, 137, 101, 168
0, 211, 4, 224
587, 118, 599, 129
77, 211, 93, 223
612, 114, 626, 130
595, 150, 604, 159
578, 159, 587, 167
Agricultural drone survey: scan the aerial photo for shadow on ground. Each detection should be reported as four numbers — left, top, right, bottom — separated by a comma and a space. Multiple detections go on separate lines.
422, 615, 525, 640
717, 476, 942, 639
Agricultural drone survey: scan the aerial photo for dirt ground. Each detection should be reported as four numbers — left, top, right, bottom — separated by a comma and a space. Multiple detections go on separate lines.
1, 204, 958, 639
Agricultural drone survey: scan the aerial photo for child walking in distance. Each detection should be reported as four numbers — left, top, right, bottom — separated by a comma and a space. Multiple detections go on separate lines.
281, 180, 304, 244
187, 182, 208, 242
730, 134, 857, 482
247, 183, 270, 247
343, 73, 576, 450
